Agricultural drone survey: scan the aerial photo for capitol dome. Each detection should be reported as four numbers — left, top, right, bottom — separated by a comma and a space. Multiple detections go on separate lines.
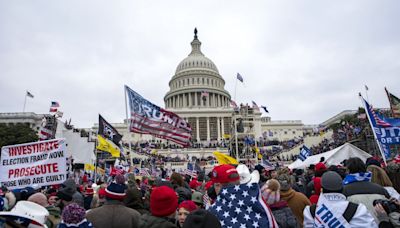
164, 29, 231, 110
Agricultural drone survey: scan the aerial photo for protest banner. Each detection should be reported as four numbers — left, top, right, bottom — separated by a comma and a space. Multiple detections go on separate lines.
0, 138, 67, 190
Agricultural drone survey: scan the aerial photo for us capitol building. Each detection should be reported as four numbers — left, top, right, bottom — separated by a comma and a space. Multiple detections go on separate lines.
103, 29, 306, 156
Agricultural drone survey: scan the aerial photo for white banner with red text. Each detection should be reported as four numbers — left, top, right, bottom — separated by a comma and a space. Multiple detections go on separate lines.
0, 138, 67, 190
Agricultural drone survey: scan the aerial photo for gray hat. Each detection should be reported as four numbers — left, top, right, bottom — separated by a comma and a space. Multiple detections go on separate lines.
192, 191, 203, 205
321, 171, 343, 191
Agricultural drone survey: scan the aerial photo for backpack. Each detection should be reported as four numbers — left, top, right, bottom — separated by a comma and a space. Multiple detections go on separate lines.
310, 202, 358, 223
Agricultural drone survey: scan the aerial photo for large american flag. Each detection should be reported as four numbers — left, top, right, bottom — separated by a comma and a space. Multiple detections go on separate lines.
125, 85, 192, 146
208, 183, 277, 228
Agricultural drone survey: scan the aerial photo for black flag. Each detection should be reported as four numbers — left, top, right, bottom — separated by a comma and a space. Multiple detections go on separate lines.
98, 114, 122, 145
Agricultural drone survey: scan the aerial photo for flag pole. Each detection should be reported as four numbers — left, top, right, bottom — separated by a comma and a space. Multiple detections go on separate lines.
359, 93, 387, 166
365, 85, 370, 103
23, 91, 27, 112
124, 86, 134, 168
234, 75, 239, 161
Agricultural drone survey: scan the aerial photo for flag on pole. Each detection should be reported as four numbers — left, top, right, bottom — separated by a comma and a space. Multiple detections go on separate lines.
201, 91, 209, 98
125, 85, 192, 147
360, 95, 400, 160
96, 135, 121, 157
252, 101, 260, 111
261, 106, 269, 113
213, 151, 238, 165
230, 100, 238, 108
299, 145, 312, 161
49, 101, 60, 112
98, 114, 123, 146
26, 91, 34, 98
385, 87, 400, 118
236, 73, 244, 83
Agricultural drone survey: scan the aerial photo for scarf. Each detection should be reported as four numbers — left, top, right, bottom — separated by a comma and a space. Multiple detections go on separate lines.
343, 172, 372, 185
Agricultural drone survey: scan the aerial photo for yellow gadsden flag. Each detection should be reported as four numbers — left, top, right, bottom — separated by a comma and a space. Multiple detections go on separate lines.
97, 135, 121, 157
84, 163, 95, 171
213, 151, 238, 165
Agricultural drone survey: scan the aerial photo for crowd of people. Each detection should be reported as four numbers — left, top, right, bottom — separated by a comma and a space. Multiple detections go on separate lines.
1, 154, 400, 227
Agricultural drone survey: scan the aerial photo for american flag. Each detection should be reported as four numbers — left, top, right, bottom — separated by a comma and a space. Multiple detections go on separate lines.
139, 168, 151, 177
125, 85, 192, 146
201, 91, 209, 97
261, 158, 276, 171
252, 101, 260, 111
49, 101, 59, 113
230, 100, 238, 108
368, 104, 392, 127
386, 88, 400, 118
183, 163, 198, 178
208, 183, 277, 228
203, 193, 212, 209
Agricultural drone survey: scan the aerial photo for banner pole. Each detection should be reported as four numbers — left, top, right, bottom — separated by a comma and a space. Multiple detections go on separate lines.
124, 86, 134, 168
23, 91, 27, 112
359, 94, 387, 166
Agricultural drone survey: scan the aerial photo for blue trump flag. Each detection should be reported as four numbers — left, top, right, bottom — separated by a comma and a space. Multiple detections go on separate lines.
299, 145, 312, 161
361, 95, 400, 159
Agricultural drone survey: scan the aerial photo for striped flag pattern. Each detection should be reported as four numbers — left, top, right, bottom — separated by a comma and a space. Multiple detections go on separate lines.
369, 105, 392, 127
125, 85, 192, 146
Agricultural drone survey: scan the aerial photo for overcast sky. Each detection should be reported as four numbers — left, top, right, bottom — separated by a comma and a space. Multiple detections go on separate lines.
1, 1, 400, 128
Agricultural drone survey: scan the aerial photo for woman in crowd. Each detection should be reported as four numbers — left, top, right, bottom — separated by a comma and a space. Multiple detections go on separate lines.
367, 165, 400, 200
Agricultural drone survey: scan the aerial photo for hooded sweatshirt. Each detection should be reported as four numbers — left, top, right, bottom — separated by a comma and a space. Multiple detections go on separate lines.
124, 187, 149, 215
62, 179, 84, 207
280, 188, 310, 227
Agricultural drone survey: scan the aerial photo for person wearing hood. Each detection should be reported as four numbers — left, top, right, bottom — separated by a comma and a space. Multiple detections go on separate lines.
261, 179, 298, 227
124, 186, 149, 215
139, 186, 179, 228
278, 173, 310, 227
61, 179, 84, 207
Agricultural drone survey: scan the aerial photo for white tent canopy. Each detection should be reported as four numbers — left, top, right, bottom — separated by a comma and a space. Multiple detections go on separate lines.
288, 143, 372, 169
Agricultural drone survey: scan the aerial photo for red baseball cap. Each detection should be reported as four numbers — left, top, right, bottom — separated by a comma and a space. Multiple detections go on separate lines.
211, 164, 240, 184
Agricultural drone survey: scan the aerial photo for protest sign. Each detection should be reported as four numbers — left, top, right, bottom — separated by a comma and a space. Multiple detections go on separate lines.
0, 138, 67, 190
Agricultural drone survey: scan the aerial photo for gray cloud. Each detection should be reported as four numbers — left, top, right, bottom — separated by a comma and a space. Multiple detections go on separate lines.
1, 0, 399, 127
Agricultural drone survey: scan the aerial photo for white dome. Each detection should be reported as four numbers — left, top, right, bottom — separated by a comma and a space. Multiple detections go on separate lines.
175, 35, 219, 74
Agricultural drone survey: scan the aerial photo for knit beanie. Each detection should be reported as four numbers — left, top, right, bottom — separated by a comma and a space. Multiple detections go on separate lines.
59, 203, 93, 228
178, 200, 197, 212
150, 186, 178, 217
27, 193, 48, 207
105, 182, 127, 201
261, 179, 281, 205
182, 209, 221, 228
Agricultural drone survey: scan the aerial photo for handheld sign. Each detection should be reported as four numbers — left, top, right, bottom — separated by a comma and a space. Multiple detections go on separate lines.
0, 138, 67, 190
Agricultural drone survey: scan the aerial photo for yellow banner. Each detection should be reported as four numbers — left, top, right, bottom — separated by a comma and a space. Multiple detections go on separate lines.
213, 151, 238, 165
84, 163, 95, 171
223, 134, 231, 139
97, 135, 121, 157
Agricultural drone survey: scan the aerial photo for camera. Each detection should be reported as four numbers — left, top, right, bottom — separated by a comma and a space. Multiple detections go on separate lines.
373, 199, 399, 214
